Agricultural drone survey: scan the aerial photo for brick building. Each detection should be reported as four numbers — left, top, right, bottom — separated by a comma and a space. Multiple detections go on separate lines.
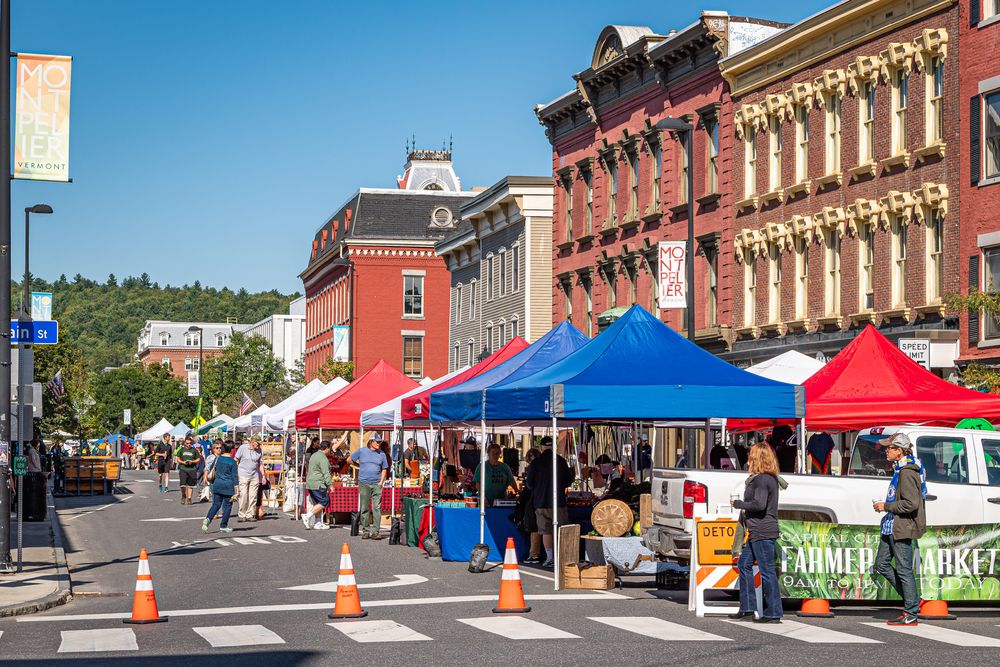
535, 14, 783, 350
136, 320, 233, 379
299, 150, 475, 381
720, 0, 961, 371
436, 176, 554, 371
960, 0, 1000, 365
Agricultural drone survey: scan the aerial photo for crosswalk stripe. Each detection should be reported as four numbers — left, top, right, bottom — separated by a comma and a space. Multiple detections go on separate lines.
457, 617, 579, 640
590, 616, 730, 641
327, 620, 431, 643
57, 629, 138, 653
727, 619, 881, 643
193, 625, 285, 648
863, 622, 1000, 647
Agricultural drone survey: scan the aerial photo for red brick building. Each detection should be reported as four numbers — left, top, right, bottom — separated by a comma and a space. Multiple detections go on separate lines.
300, 151, 475, 381
536, 14, 784, 351
960, 0, 1000, 365
720, 0, 960, 370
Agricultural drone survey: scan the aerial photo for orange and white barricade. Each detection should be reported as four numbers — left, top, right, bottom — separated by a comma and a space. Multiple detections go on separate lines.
688, 508, 762, 618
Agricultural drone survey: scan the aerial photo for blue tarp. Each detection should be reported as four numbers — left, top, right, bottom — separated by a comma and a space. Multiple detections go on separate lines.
484, 305, 805, 421
429, 321, 589, 423
89, 433, 133, 445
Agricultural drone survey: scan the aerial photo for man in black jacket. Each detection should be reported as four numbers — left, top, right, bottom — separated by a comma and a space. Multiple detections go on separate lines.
873, 433, 927, 626
524, 437, 574, 568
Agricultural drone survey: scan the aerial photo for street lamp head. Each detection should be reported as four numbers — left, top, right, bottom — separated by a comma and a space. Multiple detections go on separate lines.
187, 325, 202, 333
654, 117, 693, 132
26, 204, 53, 215
258, 386, 267, 401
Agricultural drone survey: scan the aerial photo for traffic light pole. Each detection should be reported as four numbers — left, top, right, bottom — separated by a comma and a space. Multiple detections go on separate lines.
0, 0, 15, 574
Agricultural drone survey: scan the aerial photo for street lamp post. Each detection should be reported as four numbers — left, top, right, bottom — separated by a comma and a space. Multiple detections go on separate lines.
257, 385, 267, 437
654, 117, 695, 341
187, 326, 203, 398
0, 0, 15, 575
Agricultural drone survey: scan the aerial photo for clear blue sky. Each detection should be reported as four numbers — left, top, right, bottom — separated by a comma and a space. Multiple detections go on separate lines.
10, 0, 831, 294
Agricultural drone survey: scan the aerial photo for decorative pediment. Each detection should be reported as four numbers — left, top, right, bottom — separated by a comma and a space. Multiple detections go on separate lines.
879, 190, 916, 227
764, 221, 792, 252
879, 41, 916, 79
789, 81, 815, 108
845, 199, 881, 236
734, 103, 766, 139
912, 182, 949, 223
847, 55, 882, 94
764, 92, 793, 120
788, 214, 818, 243
734, 228, 765, 262
814, 69, 847, 106
914, 28, 949, 65
815, 206, 848, 238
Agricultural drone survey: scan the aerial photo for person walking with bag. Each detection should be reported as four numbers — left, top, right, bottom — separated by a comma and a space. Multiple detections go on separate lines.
303, 440, 332, 530
202, 441, 238, 533
730, 443, 783, 623
873, 433, 927, 626
234, 437, 264, 523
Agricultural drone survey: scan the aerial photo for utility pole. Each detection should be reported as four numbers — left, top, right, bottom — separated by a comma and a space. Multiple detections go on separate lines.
0, 0, 15, 574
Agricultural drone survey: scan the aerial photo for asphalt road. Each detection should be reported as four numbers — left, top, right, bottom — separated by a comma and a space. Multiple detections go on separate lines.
2, 469, 1000, 666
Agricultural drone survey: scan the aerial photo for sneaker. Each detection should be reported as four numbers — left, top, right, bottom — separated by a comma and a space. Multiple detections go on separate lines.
219, 527, 233, 533
541, 558, 554, 568
728, 611, 755, 620
201, 519, 209, 533
369, 533, 383, 540
313, 523, 330, 530
753, 617, 782, 624
302, 515, 312, 530
361, 533, 371, 539
523, 555, 542, 564
886, 613, 918, 626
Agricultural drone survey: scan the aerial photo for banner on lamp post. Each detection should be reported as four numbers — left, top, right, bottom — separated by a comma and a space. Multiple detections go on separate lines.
14, 53, 72, 182
657, 241, 686, 309
31, 292, 53, 321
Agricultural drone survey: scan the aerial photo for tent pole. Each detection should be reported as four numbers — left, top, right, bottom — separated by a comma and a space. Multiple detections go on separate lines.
552, 415, 559, 592
798, 418, 807, 474
633, 421, 638, 481
704, 418, 712, 469
479, 419, 487, 544
358, 425, 364, 514
391, 427, 397, 519
294, 429, 300, 521
428, 423, 435, 532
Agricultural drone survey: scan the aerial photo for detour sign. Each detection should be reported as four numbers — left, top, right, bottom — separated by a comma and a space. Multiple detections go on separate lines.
696, 519, 737, 566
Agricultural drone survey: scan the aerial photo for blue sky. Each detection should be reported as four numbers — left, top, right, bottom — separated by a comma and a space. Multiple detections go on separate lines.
11, 0, 831, 294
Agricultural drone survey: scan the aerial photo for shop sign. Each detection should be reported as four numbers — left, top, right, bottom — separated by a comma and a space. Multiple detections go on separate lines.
657, 241, 686, 309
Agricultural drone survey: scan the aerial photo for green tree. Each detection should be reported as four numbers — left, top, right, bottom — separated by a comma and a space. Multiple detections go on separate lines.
945, 290, 1000, 391
86, 363, 196, 436
33, 342, 87, 437
317, 359, 354, 384
202, 332, 290, 415
289, 355, 306, 388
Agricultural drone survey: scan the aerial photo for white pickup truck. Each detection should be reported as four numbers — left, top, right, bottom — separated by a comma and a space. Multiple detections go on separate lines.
646, 425, 1000, 561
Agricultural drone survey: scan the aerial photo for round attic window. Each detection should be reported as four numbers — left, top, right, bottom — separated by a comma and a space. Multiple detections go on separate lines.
431, 206, 453, 227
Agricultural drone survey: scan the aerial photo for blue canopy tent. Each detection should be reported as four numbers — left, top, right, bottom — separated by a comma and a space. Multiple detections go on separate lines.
481, 305, 804, 590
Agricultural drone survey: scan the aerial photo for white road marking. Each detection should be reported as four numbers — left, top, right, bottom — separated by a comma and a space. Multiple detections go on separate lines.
864, 622, 1000, 647
126, 480, 155, 483
730, 619, 880, 643
193, 624, 285, 648
282, 574, 428, 592
58, 628, 138, 653
20, 593, 628, 622
458, 616, 579, 640
140, 517, 204, 522
328, 620, 431, 643
61, 499, 129, 521
595, 617, 731, 641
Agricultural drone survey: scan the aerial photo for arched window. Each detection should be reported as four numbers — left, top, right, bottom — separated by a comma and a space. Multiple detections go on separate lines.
159, 332, 169, 346
216, 333, 226, 347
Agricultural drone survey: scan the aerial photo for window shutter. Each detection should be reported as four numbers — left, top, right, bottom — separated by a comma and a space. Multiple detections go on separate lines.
970, 255, 981, 344
971, 95, 982, 185
971, 0, 980, 28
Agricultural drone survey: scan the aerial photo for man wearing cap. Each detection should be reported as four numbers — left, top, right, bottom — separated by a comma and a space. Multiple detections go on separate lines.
352, 433, 389, 540
524, 436, 575, 568
873, 432, 927, 626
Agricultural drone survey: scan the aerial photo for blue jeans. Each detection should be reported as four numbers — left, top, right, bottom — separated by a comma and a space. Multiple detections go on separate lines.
206, 492, 233, 529
736, 538, 783, 619
873, 535, 919, 614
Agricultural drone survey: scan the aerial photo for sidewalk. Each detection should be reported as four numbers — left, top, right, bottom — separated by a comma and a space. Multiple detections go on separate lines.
0, 490, 73, 616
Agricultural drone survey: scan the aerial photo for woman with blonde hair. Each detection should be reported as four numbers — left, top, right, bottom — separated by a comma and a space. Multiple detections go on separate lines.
730, 442, 783, 623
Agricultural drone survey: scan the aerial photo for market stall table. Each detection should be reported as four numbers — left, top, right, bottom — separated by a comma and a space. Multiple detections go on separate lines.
326, 485, 423, 514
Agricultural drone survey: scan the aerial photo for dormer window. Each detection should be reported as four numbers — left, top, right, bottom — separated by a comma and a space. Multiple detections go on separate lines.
159, 333, 169, 346
216, 333, 225, 347
185, 332, 199, 346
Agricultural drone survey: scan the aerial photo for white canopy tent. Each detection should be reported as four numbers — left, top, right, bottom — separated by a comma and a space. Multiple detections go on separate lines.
168, 421, 192, 438
231, 403, 271, 433
135, 418, 173, 442
745, 350, 825, 385
264, 378, 349, 432
360, 371, 462, 428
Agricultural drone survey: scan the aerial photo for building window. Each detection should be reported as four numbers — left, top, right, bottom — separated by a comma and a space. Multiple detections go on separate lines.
986, 91, 1000, 179
892, 69, 908, 154
629, 150, 639, 215
744, 127, 757, 198
926, 212, 944, 303
706, 118, 719, 194
605, 268, 618, 308
824, 231, 841, 316
564, 281, 573, 322
678, 134, 689, 203
648, 260, 659, 313
511, 319, 518, 340
744, 256, 756, 325
794, 237, 809, 319
161, 357, 170, 368
608, 160, 618, 223
627, 267, 637, 306
825, 92, 841, 175
651, 142, 662, 208
159, 333, 169, 346
499, 249, 508, 296
184, 357, 192, 371
495, 325, 502, 350
403, 275, 424, 316
583, 169, 593, 235
453, 345, 459, 370
469, 279, 477, 319
584, 278, 593, 337
860, 225, 875, 311
455, 284, 463, 324
215, 333, 225, 347
706, 247, 718, 326
795, 105, 809, 183
860, 82, 876, 164
985, 248, 1000, 338
512, 244, 520, 292
467, 341, 474, 365
768, 244, 781, 323
487, 255, 495, 300
402, 336, 423, 378
927, 57, 943, 144
768, 117, 782, 191
184, 332, 199, 346
983, 0, 1000, 21
563, 177, 573, 243
892, 218, 908, 307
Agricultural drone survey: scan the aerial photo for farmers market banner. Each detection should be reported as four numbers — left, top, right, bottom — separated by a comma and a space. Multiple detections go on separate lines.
779, 520, 1000, 601
14, 53, 72, 181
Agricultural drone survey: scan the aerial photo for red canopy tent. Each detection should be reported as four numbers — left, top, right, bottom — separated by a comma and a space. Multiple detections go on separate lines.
734, 325, 1000, 432
399, 337, 529, 421
295, 359, 419, 429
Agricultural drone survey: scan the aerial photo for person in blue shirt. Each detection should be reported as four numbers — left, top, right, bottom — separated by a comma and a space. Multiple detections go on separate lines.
351, 433, 389, 539
202, 441, 239, 533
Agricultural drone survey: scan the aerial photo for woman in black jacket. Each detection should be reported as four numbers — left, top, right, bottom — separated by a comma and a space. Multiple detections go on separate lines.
730, 443, 783, 623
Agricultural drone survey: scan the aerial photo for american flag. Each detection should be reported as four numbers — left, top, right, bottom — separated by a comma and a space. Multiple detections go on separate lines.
46, 369, 66, 399
240, 391, 255, 416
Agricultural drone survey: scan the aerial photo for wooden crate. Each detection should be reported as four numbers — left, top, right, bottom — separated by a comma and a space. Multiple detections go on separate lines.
562, 563, 615, 590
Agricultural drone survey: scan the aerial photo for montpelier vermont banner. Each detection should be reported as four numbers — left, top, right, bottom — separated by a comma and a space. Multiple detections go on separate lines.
14, 53, 72, 182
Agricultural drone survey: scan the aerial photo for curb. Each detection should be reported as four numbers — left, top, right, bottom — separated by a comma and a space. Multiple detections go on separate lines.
0, 489, 74, 617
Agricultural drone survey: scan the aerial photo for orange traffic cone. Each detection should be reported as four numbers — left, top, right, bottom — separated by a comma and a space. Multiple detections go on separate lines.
918, 598, 956, 620
123, 548, 167, 624
797, 598, 834, 618
493, 537, 531, 614
328, 542, 368, 619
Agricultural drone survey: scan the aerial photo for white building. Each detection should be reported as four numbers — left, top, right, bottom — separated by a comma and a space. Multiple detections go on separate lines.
243, 296, 306, 377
